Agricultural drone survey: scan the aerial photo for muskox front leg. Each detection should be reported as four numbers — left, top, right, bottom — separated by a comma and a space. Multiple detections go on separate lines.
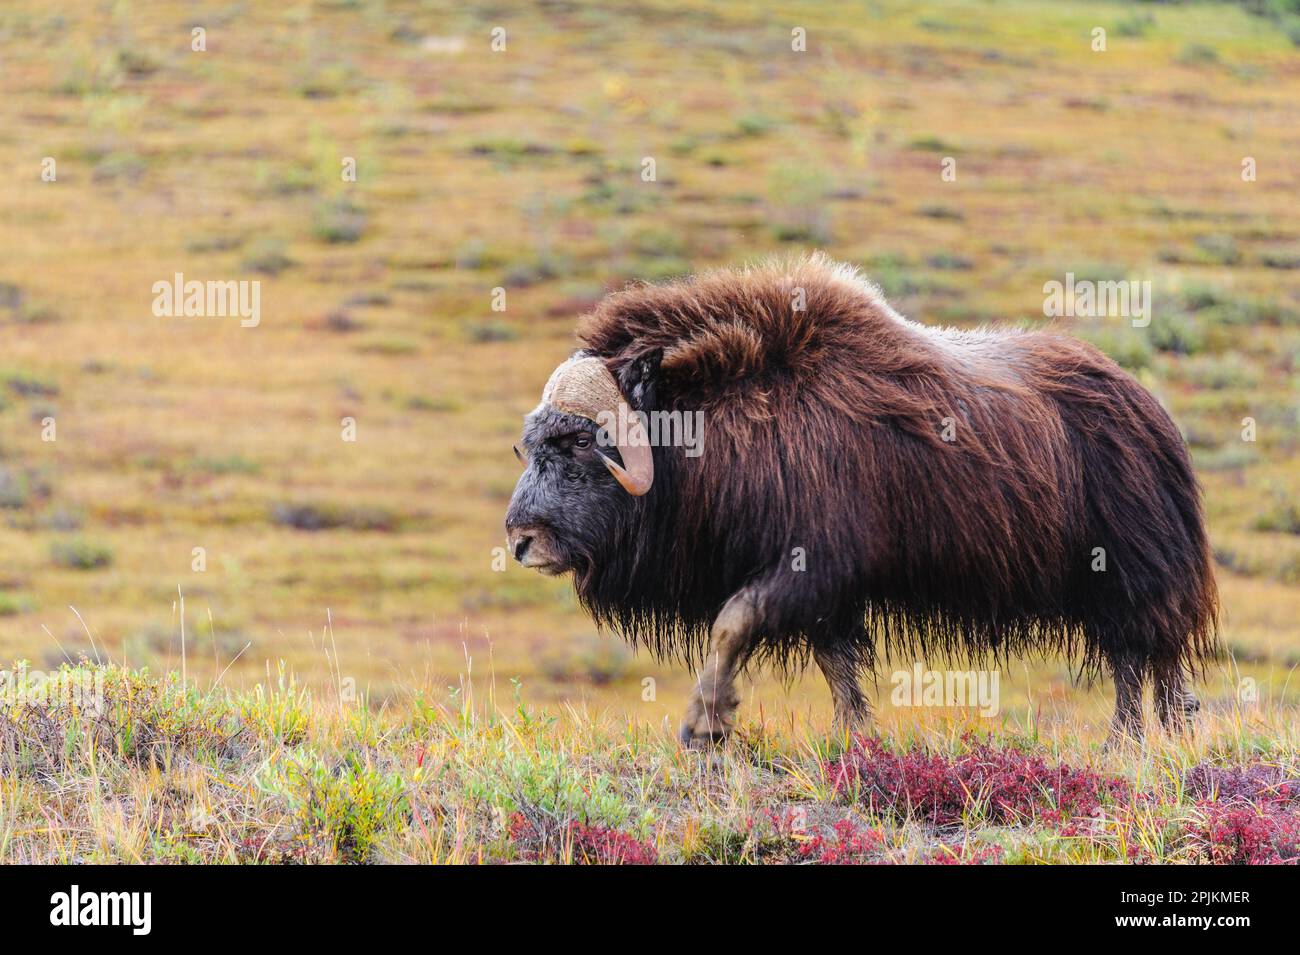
679, 589, 756, 749
813, 644, 872, 737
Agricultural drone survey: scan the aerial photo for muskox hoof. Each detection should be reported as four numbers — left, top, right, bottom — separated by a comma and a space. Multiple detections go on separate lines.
1103, 723, 1144, 753
679, 692, 737, 750
678, 703, 733, 749
829, 706, 872, 741
678, 721, 729, 750
1158, 692, 1201, 735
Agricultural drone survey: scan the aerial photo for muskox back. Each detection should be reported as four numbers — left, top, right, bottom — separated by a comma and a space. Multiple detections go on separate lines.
575, 254, 1218, 686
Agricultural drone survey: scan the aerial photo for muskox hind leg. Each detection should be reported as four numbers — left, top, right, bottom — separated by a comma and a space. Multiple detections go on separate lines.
1153, 657, 1200, 734
679, 589, 756, 749
1106, 655, 1146, 746
813, 644, 871, 737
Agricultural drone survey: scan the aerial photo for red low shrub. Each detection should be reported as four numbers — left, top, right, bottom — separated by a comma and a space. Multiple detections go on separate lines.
800, 818, 887, 865
508, 813, 658, 865
1182, 762, 1300, 864
762, 808, 1000, 865
825, 736, 1130, 827
923, 843, 1004, 865
1184, 763, 1300, 804
1190, 802, 1300, 865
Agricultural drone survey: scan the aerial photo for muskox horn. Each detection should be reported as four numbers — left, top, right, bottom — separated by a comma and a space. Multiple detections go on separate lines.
540, 355, 655, 496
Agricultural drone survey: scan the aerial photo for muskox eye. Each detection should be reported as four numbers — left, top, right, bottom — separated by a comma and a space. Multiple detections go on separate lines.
574, 433, 592, 450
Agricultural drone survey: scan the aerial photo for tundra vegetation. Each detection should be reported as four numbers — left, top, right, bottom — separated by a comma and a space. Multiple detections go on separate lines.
1, 664, 1298, 863
0, 1, 1297, 862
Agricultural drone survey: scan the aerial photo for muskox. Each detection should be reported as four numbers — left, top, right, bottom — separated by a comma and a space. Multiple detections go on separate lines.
505, 255, 1218, 746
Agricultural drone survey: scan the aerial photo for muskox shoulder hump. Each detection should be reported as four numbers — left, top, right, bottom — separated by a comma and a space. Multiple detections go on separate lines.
577, 253, 916, 391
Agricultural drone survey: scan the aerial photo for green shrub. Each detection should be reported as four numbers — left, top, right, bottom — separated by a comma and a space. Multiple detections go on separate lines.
767, 163, 832, 243
1115, 12, 1155, 37
1175, 285, 1299, 328
1260, 248, 1300, 270
735, 113, 776, 137
463, 747, 629, 830
501, 254, 572, 287
463, 320, 517, 343
916, 204, 964, 221
187, 455, 261, 476
355, 337, 420, 355
312, 197, 367, 244
1179, 354, 1259, 390
51, 539, 113, 570
540, 635, 633, 686
469, 137, 552, 160
294, 62, 361, 99
1084, 328, 1152, 371
92, 152, 146, 184
1192, 445, 1259, 472
0, 592, 32, 616
908, 135, 956, 152
864, 256, 956, 300
271, 502, 402, 532
238, 666, 312, 745
115, 49, 161, 77
926, 252, 974, 271
1176, 43, 1219, 66
0, 468, 32, 509
241, 238, 295, 275
3, 370, 59, 397
260, 751, 407, 862
15, 305, 59, 325
1193, 233, 1241, 265
1148, 311, 1205, 355
1253, 488, 1300, 535
185, 234, 245, 254
637, 257, 692, 281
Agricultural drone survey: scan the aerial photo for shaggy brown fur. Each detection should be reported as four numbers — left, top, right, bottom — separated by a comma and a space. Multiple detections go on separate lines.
520, 254, 1219, 742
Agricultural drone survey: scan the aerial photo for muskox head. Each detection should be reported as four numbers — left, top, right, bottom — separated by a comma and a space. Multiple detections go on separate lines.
504, 352, 656, 577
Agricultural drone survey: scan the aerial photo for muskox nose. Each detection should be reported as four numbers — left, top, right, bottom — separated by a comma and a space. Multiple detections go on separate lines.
506, 528, 533, 563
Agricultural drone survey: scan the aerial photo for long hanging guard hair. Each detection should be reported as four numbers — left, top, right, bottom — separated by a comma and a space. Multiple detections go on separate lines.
570, 253, 1220, 682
